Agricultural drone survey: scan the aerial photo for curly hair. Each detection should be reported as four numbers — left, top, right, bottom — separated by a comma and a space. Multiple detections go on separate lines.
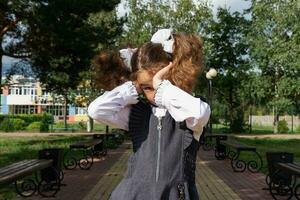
92, 33, 204, 93
92, 50, 131, 91
133, 33, 204, 93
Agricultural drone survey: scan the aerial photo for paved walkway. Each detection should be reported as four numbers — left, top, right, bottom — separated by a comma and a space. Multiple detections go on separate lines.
82, 143, 275, 200
12, 140, 296, 200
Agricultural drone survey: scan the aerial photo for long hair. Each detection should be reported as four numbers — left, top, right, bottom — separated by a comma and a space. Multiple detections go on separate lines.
92, 50, 131, 91
92, 33, 204, 93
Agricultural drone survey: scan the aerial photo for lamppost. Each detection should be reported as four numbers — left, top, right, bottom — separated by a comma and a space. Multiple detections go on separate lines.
206, 68, 218, 134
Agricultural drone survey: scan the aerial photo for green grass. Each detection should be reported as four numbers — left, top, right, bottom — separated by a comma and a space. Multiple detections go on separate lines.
212, 123, 300, 134
50, 122, 107, 132
0, 135, 88, 167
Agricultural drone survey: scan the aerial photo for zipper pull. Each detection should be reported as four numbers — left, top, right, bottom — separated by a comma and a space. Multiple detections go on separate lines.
178, 183, 185, 200
157, 116, 162, 131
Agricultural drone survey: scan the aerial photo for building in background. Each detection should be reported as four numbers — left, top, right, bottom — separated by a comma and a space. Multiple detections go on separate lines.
1, 74, 88, 122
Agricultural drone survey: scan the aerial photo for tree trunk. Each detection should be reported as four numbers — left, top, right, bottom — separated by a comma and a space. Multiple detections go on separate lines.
0, 43, 3, 113
291, 115, 293, 133
64, 95, 68, 129
249, 105, 252, 134
87, 116, 94, 132
273, 106, 279, 133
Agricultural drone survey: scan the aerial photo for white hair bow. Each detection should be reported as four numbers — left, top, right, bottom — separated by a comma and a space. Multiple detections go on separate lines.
151, 29, 174, 53
119, 48, 137, 72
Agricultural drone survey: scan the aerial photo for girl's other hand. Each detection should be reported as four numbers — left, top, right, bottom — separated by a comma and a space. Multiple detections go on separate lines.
153, 62, 173, 90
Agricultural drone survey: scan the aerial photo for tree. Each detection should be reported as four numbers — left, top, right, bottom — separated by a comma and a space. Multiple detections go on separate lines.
0, 0, 32, 106
205, 8, 251, 132
247, 0, 300, 133
122, 0, 212, 46
23, 0, 123, 128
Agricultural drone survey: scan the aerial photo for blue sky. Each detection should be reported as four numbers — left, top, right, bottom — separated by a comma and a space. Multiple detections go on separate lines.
210, 0, 250, 14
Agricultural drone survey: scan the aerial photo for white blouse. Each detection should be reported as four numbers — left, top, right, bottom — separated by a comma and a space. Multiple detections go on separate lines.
88, 80, 211, 141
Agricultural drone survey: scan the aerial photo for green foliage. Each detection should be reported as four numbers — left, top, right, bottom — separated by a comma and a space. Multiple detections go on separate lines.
78, 121, 87, 130
53, 121, 85, 130
0, 118, 26, 132
0, 113, 52, 126
22, 0, 123, 95
296, 125, 300, 133
26, 120, 49, 132
0, 114, 51, 132
26, 121, 43, 131
204, 8, 250, 132
123, 0, 212, 46
277, 120, 289, 133
247, 0, 300, 129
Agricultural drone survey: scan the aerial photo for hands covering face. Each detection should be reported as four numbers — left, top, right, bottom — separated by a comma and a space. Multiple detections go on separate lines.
134, 62, 173, 94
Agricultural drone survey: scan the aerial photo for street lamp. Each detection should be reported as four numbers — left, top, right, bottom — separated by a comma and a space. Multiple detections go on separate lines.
206, 68, 218, 134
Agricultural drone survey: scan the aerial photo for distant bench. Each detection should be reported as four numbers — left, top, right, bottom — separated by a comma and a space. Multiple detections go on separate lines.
220, 140, 263, 173
51, 127, 79, 132
0, 149, 63, 197
203, 134, 228, 159
64, 136, 107, 170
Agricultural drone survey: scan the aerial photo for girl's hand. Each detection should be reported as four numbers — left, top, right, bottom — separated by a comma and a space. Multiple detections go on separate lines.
133, 81, 143, 94
153, 62, 173, 90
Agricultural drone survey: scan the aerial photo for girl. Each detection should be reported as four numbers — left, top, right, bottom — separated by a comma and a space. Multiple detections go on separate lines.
88, 29, 211, 200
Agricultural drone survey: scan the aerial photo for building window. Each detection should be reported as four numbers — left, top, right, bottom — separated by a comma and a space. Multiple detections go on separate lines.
75, 107, 87, 115
12, 105, 38, 114
46, 105, 69, 116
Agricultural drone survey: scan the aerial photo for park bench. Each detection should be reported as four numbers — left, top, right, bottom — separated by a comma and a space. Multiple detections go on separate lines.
51, 127, 79, 132
266, 152, 300, 200
0, 148, 63, 198
220, 140, 263, 173
203, 134, 228, 159
64, 136, 107, 170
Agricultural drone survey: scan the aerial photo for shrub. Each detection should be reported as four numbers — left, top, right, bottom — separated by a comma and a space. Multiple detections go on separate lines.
78, 121, 87, 130
26, 121, 43, 131
26, 121, 48, 132
296, 124, 300, 133
0, 113, 52, 126
0, 118, 26, 132
278, 120, 289, 133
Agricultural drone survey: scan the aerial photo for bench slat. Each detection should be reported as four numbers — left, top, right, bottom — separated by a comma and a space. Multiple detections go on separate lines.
277, 163, 300, 177
1, 160, 46, 176
0, 159, 52, 185
220, 141, 256, 151
0, 160, 39, 175
70, 139, 103, 149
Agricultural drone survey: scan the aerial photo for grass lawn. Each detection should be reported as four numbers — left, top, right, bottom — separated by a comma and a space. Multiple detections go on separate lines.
212, 123, 300, 134
50, 122, 107, 132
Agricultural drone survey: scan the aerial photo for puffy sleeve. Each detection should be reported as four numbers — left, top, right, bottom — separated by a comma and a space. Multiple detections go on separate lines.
154, 80, 211, 141
87, 81, 139, 131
